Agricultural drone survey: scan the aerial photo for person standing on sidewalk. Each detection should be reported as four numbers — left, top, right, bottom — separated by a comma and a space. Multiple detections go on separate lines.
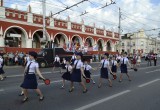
0, 55, 6, 81
153, 54, 157, 66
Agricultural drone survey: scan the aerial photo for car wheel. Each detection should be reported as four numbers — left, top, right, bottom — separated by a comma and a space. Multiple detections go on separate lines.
40, 61, 46, 68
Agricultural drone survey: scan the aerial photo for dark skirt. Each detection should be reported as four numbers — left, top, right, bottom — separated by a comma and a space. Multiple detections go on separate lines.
61, 63, 66, 69
71, 59, 76, 65
0, 67, 5, 74
100, 68, 109, 79
120, 64, 128, 73
84, 70, 91, 78
71, 69, 81, 82
62, 72, 71, 81
54, 62, 61, 67
20, 74, 38, 89
111, 65, 117, 73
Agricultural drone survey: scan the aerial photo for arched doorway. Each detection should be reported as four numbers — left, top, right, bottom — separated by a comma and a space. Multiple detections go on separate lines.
4, 27, 27, 47
85, 37, 94, 51
53, 33, 68, 48
97, 39, 104, 51
106, 40, 112, 51
71, 35, 82, 51
32, 30, 50, 48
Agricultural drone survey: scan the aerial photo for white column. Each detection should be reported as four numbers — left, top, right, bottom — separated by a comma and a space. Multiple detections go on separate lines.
0, 6, 5, 18
68, 21, 71, 30
82, 25, 85, 32
94, 28, 96, 34
0, 37, 4, 46
27, 13, 33, 23
26, 39, 32, 48
50, 17, 54, 27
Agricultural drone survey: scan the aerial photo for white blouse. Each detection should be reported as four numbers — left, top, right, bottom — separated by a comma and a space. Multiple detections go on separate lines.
83, 64, 92, 70
54, 57, 60, 62
120, 57, 129, 64
65, 65, 72, 72
101, 59, 109, 68
111, 60, 117, 66
74, 60, 83, 69
26, 61, 39, 74
71, 55, 76, 60
0, 57, 3, 68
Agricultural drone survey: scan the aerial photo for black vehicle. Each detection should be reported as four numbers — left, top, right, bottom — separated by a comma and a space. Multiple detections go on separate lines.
36, 47, 92, 68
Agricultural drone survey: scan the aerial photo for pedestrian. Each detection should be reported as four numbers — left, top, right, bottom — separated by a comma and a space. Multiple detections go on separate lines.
153, 54, 157, 66
147, 54, 152, 66
132, 54, 137, 69
20, 51, 45, 102
111, 56, 118, 80
69, 52, 88, 93
70, 53, 76, 65
119, 52, 132, 82
83, 60, 96, 84
61, 60, 72, 89
0, 55, 6, 80
137, 54, 141, 66
53, 55, 62, 74
98, 53, 112, 88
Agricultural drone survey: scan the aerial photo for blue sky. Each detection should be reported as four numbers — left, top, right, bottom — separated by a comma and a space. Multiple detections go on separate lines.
3, 0, 160, 36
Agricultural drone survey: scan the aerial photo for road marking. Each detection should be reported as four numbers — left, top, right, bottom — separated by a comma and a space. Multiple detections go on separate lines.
74, 90, 131, 110
138, 79, 160, 88
146, 69, 160, 74
6, 65, 160, 78
0, 89, 4, 92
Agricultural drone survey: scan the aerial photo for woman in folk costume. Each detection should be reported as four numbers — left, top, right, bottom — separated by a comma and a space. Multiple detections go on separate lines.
53, 55, 62, 74
98, 53, 113, 88
137, 54, 141, 66
83, 60, 96, 84
69, 52, 88, 93
70, 53, 76, 65
20, 51, 45, 103
61, 60, 72, 89
119, 52, 132, 82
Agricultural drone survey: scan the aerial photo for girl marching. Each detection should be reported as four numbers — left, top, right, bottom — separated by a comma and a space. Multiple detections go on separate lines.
111, 56, 118, 80
69, 52, 88, 93
70, 53, 76, 65
61, 58, 66, 69
61, 60, 72, 89
53, 55, 62, 74
83, 60, 96, 84
119, 52, 131, 82
20, 51, 45, 102
98, 53, 112, 88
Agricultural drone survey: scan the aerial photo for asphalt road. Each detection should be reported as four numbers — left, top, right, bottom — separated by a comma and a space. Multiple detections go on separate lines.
0, 59, 160, 110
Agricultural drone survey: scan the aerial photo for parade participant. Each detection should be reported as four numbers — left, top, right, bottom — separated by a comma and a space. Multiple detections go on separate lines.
61, 60, 72, 89
0, 55, 5, 80
119, 52, 131, 82
153, 54, 157, 66
20, 51, 45, 102
53, 55, 62, 74
61, 58, 66, 69
137, 54, 141, 66
111, 56, 118, 80
116, 54, 121, 64
69, 52, 88, 93
83, 60, 96, 84
98, 53, 112, 88
70, 53, 76, 65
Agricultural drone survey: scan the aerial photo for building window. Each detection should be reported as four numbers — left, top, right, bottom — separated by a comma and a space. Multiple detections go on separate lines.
132, 42, 135, 46
141, 41, 144, 46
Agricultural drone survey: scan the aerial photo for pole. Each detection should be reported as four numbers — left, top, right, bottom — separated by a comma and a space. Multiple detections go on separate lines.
42, 0, 46, 46
118, 7, 121, 53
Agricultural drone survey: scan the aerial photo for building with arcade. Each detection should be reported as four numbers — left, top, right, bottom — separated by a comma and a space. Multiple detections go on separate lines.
0, 0, 119, 52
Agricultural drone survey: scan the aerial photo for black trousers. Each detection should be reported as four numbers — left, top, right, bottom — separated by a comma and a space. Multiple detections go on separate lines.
154, 60, 157, 66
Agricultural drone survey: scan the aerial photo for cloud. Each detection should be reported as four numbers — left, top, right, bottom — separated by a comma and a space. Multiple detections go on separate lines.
4, 0, 160, 36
